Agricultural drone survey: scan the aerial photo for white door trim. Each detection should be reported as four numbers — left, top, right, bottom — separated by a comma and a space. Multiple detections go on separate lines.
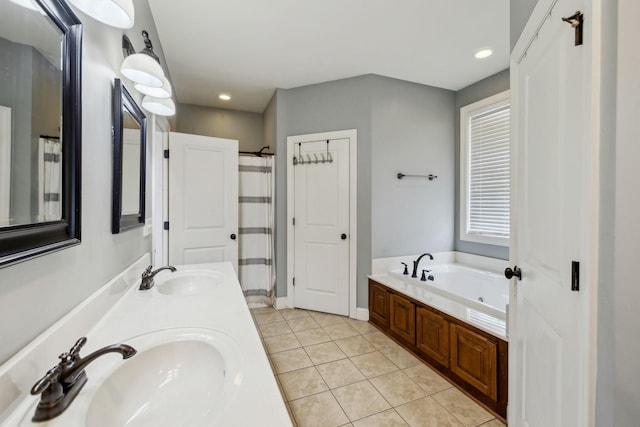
287, 129, 357, 318
150, 115, 171, 266
510, 0, 600, 425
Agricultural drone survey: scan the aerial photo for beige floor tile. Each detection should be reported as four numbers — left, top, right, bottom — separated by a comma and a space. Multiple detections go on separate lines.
346, 319, 380, 335
324, 323, 360, 340
352, 409, 409, 427
479, 420, 505, 427
432, 388, 494, 426
395, 396, 465, 427
316, 359, 366, 389
380, 346, 422, 369
313, 312, 348, 327
288, 316, 321, 332
271, 348, 314, 374
334, 335, 378, 357
332, 380, 391, 421
362, 331, 398, 350
290, 390, 349, 427
369, 371, 427, 406
295, 328, 333, 346
264, 332, 302, 354
280, 308, 312, 321
285, 401, 298, 427
254, 310, 285, 325
305, 341, 348, 365
350, 351, 398, 378
340, 424, 354, 427
251, 307, 277, 315
402, 364, 452, 395
279, 366, 329, 401
259, 320, 294, 338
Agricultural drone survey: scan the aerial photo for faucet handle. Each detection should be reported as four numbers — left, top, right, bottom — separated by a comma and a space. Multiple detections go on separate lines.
142, 265, 153, 277
59, 337, 87, 364
401, 262, 408, 275
31, 365, 62, 396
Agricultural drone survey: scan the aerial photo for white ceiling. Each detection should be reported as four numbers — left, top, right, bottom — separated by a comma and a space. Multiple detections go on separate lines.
148, 0, 509, 113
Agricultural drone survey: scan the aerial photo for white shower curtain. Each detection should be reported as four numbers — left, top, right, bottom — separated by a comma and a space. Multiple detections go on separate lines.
238, 155, 275, 306
38, 138, 62, 222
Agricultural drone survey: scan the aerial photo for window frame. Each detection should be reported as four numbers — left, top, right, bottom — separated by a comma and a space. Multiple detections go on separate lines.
459, 90, 511, 247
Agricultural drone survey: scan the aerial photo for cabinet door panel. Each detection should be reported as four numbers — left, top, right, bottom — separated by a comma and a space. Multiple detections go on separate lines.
450, 323, 497, 400
390, 293, 415, 344
416, 307, 449, 367
369, 281, 390, 328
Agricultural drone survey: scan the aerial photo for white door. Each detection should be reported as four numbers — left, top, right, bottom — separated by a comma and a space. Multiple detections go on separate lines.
168, 132, 238, 270
293, 138, 350, 315
0, 106, 11, 225
510, 0, 593, 425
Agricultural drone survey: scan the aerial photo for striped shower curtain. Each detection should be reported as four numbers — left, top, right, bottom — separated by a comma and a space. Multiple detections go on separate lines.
238, 156, 275, 306
38, 137, 62, 222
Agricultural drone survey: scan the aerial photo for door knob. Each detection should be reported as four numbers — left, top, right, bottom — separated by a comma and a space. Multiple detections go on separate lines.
230, 233, 236, 240
341, 233, 347, 240
504, 266, 522, 281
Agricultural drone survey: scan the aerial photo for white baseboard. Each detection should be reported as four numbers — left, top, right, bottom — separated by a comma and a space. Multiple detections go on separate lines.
356, 307, 369, 321
273, 297, 290, 309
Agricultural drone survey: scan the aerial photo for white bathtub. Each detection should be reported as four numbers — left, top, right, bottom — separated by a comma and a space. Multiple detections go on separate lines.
381, 262, 508, 340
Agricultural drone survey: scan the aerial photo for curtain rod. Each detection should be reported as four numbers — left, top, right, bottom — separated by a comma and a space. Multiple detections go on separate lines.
239, 145, 274, 157
40, 135, 60, 140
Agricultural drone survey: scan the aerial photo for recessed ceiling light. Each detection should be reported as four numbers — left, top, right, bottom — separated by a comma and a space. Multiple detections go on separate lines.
474, 48, 493, 59
219, 93, 231, 101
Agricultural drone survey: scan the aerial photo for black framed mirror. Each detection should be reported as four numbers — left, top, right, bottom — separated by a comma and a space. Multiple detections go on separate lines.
0, 0, 82, 267
112, 78, 146, 234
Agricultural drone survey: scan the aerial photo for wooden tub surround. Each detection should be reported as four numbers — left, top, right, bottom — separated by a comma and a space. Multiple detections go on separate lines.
369, 279, 508, 420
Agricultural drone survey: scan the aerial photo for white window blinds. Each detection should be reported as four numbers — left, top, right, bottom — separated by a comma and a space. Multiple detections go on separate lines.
460, 91, 510, 246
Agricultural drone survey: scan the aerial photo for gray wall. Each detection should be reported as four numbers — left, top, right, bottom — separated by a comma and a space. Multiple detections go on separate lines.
371, 75, 455, 258
454, 69, 510, 260
510, 0, 539, 50
0, 0, 166, 364
275, 75, 373, 307
263, 94, 277, 153
176, 103, 264, 152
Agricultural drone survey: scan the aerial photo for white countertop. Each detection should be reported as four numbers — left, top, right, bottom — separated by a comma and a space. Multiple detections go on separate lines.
369, 273, 507, 341
0, 259, 292, 426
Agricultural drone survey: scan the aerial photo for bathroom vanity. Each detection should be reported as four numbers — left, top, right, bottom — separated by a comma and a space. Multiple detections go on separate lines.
0, 255, 292, 426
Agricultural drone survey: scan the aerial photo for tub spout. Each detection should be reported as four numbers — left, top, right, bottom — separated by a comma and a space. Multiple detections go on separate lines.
412, 253, 434, 278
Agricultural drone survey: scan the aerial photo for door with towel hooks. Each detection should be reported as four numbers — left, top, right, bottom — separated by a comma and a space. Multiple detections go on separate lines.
289, 136, 351, 316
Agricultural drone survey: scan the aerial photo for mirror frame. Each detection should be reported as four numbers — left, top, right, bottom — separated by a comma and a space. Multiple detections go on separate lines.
112, 79, 146, 234
0, 0, 82, 268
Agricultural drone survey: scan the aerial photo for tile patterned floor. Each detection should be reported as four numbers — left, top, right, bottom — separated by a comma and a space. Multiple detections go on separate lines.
250, 307, 506, 427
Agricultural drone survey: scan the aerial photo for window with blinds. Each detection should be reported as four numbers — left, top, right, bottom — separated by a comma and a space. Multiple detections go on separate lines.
460, 91, 510, 246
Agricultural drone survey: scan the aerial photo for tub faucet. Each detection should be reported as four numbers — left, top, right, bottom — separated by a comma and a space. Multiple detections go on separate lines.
30, 337, 136, 422
412, 253, 433, 278
139, 265, 177, 290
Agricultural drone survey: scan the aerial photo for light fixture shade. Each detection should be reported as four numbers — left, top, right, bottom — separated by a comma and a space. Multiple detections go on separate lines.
68, 0, 134, 29
121, 53, 164, 88
135, 76, 172, 98
142, 96, 176, 116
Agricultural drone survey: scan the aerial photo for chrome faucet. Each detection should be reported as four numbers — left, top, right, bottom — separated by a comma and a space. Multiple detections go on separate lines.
139, 265, 177, 290
30, 337, 136, 422
411, 253, 433, 278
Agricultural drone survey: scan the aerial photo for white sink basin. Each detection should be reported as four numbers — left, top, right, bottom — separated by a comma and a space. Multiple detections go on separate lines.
84, 328, 242, 427
155, 271, 223, 296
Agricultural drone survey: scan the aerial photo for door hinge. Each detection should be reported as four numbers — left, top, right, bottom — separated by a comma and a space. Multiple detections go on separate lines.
292, 217, 295, 226
163, 221, 169, 230
293, 277, 295, 286
163, 149, 169, 159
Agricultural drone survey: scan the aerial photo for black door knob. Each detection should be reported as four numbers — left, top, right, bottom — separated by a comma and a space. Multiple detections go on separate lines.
230, 233, 236, 240
504, 266, 522, 280
341, 233, 347, 240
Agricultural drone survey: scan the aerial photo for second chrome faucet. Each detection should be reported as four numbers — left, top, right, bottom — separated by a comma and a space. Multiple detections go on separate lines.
139, 265, 176, 290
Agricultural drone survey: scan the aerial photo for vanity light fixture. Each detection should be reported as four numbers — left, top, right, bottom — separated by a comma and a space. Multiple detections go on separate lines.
219, 93, 232, 101
134, 75, 172, 99
68, 0, 134, 29
474, 48, 493, 59
121, 31, 165, 88
142, 96, 176, 117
